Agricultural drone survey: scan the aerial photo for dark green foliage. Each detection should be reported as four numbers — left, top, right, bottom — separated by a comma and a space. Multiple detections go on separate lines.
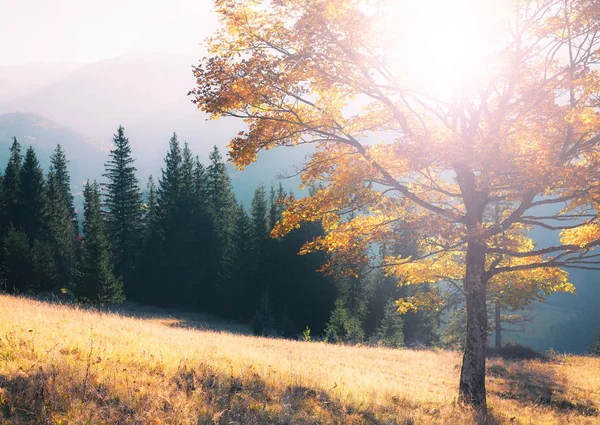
272, 221, 336, 335
2, 227, 32, 293
588, 332, 600, 357
207, 146, 236, 241
46, 144, 76, 285
138, 136, 214, 308
135, 176, 162, 303
251, 291, 275, 336
48, 144, 75, 221
20, 146, 47, 240
325, 299, 365, 344
143, 133, 184, 305
268, 183, 286, 230
2, 138, 22, 229
218, 203, 253, 318
73, 181, 124, 303
364, 244, 440, 348
374, 301, 405, 348
103, 126, 142, 293
441, 307, 467, 350
144, 175, 158, 226
206, 146, 237, 308
0, 132, 441, 349
1, 227, 56, 294
31, 239, 59, 292
251, 184, 269, 245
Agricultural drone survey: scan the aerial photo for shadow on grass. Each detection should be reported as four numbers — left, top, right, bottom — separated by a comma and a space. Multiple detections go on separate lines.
488, 362, 598, 417
0, 365, 412, 425
20, 292, 252, 335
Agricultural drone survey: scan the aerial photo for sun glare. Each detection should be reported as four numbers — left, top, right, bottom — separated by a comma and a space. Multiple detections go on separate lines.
384, 0, 510, 95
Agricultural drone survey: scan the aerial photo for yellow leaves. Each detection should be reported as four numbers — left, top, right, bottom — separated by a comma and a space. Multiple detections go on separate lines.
560, 223, 600, 248
385, 252, 464, 286
197, 0, 600, 315
396, 290, 445, 314
488, 265, 573, 309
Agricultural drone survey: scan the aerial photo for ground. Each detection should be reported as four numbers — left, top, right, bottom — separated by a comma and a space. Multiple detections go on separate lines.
0, 294, 599, 424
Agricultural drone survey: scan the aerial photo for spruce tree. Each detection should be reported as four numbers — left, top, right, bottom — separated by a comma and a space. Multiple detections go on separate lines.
73, 181, 124, 303
157, 133, 183, 225
152, 134, 183, 305
186, 154, 214, 307
134, 175, 161, 303
48, 145, 75, 221
46, 145, 77, 285
103, 126, 142, 292
219, 203, 253, 318
206, 146, 237, 308
20, 146, 47, 240
143, 175, 158, 231
374, 301, 405, 348
251, 184, 269, 249
3, 137, 22, 229
268, 183, 286, 230
2, 227, 33, 293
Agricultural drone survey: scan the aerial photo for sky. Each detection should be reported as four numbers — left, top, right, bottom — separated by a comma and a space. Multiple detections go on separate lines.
0, 0, 218, 66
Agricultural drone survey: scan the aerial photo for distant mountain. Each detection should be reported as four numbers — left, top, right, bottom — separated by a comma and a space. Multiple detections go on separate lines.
0, 62, 82, 102
0, 54, 197, 141
0, 55, 306, 203
0, 112, 106, 191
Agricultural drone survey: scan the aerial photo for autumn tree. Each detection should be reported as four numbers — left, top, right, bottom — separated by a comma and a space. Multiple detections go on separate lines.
192, 0, 600, 413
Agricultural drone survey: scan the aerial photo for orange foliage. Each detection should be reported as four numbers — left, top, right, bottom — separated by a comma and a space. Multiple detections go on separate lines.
192, 0, 600, 312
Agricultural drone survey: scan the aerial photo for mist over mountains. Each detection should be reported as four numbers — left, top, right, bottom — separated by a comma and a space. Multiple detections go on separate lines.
0, 53, 304, 204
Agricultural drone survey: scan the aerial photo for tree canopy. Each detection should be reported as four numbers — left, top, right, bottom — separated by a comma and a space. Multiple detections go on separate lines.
191, 0, 600, 413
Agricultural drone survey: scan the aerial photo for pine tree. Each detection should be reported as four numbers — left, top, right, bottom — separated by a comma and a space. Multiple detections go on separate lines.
174, 142, 207, 304
48, 145, 75, 221
157, 133, 183, 227
137, 135, 183, 305
206, 146, 237, 308
268, 183, 286, 230
246, 184, 274, 319
589, 332, 600, 357
103, 126, 142, 292
73, 181, 124, 303
143, 175, 158, 231
152, 134, 184, 305
134, 175, 161, 303
250, 184, 269, 249
30, 238, 58, 292
186, 155, 214, 307
46, 145, 77, 285
219, 203, 253, 318
2, 226, 32, 293
20, 146, 47, 240
374, 301, 405, 348
3, 137, 22, 229
324, 298, 365, 344
275, 221, 336, 335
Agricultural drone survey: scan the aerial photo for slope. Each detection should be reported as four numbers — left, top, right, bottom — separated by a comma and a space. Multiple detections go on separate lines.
1, 294, 599, 425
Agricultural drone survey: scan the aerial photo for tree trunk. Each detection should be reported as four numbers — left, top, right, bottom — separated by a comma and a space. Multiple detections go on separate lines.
458, 241, 488, 413
495, 302, 501, 349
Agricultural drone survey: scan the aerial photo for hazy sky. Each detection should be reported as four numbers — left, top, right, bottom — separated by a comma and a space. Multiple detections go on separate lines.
0, 0, 218, 66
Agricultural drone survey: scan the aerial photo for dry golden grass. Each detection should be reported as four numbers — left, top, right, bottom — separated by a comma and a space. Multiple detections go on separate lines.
0, 294, 599, 424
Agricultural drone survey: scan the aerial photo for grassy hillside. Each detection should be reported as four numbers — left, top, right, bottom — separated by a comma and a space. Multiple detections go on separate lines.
0, 295, 599, 424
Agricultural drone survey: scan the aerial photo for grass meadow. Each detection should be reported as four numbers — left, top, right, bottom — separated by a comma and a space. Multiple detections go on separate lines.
0, 294, 599, 424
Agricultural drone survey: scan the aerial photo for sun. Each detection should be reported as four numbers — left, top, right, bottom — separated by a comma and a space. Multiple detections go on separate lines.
383, 0, 510, 95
